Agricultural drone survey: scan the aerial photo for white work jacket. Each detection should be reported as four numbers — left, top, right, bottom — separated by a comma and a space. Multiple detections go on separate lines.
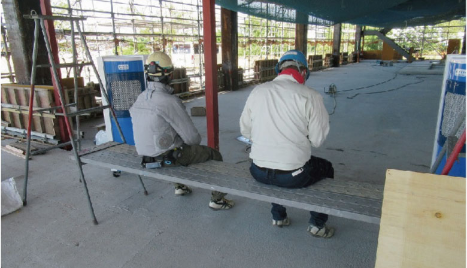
129, 82, 201, 157
240, 74, 329, 170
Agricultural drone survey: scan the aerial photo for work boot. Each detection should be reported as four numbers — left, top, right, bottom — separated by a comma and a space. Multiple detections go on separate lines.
272, 217, 291, 228
307, 224, 335, 238
209, 197, 234, 210
174, 184, 192, 196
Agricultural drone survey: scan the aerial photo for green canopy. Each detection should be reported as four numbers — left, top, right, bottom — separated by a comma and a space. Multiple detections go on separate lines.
216, 0, 466, 27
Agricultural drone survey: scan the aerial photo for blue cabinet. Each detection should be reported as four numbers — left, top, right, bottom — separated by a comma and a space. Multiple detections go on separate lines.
98, 56, 146, 145
431, 55, 466, 177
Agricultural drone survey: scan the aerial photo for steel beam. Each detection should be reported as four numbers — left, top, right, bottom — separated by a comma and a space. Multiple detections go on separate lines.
295, 23, 308, 57
332, 23, 342, 67
40, 0, 71, 147
221, 8, 238, 91
355, 25, 362, 63
202, 0, 219, 150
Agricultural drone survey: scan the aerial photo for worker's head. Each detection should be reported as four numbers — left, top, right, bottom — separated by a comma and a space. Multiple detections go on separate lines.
275, 50, 310, 84
145, 51, 174, 84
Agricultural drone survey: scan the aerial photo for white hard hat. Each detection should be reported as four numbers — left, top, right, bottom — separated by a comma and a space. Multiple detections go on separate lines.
146, 51, 174, 76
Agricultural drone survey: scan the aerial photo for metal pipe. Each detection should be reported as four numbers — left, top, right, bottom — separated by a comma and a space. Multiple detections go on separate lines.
420, 25, 426, 58
67, 0, 81, 151
31, 141, 72, 155
137, 175, 148, 195
3, 126, 56, 139
56, 105, 111, 117
441, 130, 466, 175
23, 14, 86, 20
430, 142, 448, 174
23, 15, 40, 206
159, 0, 165, 52
110, 0, 118, 55
1, 107, 56, 118
196, 0, 203, 91
32, 103, 77, 112
36, 62, 92, 68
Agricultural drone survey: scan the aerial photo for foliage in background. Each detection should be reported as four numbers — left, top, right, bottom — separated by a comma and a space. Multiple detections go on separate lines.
387, 19, 465, 58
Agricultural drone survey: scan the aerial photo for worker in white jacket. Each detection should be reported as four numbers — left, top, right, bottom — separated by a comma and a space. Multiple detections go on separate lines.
240, 50, 335, 238
130, 51, 234, 210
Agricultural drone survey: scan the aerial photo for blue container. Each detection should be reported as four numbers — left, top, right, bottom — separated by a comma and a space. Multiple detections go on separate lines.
434, 60, 466, 177
103, 58, 145, 145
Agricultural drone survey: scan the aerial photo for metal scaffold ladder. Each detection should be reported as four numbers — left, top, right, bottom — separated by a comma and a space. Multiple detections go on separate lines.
22, 10, 147, 225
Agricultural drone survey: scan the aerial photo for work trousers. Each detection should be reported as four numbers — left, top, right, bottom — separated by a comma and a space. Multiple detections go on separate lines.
249, 156, 334, 228
175, 144, 226, 201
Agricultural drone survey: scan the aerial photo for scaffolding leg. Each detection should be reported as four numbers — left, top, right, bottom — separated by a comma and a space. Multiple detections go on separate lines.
40, 18, 98, 225
137, 175, 149, 196
68, 0, 81, 152
23, 17, 41, 206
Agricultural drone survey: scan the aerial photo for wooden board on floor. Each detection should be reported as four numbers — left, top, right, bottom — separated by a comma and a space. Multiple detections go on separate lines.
375, 169, 466, 268
2, 145, 29, 159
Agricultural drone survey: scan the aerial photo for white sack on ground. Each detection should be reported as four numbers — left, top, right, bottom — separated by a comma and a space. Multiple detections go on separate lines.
2, 177, 23, 216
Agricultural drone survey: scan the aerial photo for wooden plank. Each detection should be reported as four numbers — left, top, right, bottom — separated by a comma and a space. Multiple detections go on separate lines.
375, 169, 466, 268
13, 88, 24, 105
33, 92, 45, 133
1, 85, 57, 136
61, 77, 84, 89
2, 86, 16, 129
1, 87, 12, 125
2, 87, 59, 139
382, 42, 395, 61
78, 88, 86, 110
84, 88, 92, 110
12, 89, 24, 130
2, 145, 29, 159
35, 87, 55, 108
36, 87, 59, 139
6, 143, 37, 154
1, 108, 56, 119
6, 140, 50, 155
1, 87, 11, 104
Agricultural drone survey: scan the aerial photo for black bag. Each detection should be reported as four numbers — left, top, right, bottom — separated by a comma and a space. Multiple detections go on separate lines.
305, 155, 334, 186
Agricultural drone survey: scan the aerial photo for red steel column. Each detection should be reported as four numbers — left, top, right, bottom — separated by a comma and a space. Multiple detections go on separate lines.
40, 0, 71, 146
202, 0, 219, 150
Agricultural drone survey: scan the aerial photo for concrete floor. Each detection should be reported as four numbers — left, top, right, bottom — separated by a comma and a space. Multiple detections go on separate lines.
1, 60, 443, 268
